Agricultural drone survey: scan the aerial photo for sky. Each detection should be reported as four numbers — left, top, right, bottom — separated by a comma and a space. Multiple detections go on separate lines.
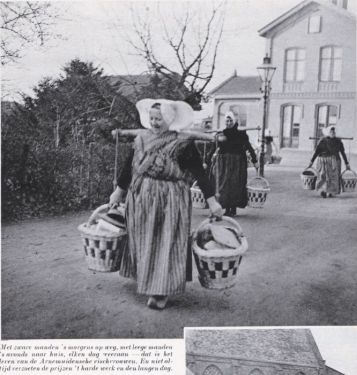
0, 0, 338, 101
1, 0, 356, 101
310, 326, 357, 375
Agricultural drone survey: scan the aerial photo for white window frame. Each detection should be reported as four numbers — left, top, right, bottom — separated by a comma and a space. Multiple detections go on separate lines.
315, 103, 339, 142
308, 15, 321, 33
281, 104, 303, 148
284, 48, 306, 82
319, 46, 343, 82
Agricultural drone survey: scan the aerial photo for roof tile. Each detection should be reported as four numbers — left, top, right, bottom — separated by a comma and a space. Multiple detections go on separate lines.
186, 329, 322, 367
209, 76, 261, 96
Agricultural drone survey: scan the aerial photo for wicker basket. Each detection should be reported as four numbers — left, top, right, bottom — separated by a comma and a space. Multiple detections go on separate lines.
341, 169, 357, 193
191, 181, 208, 209
192, 217, 248, 290
301, 168, 317, 190
78, 204, 127, 272
247, 176, 270, 208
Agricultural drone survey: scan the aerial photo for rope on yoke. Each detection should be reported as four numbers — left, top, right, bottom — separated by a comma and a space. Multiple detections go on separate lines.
215, 133, 220, 201
203, 140, 207, 170
113, 129, 119, 192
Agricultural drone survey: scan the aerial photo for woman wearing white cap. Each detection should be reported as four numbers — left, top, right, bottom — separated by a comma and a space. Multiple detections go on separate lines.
210, 111, 258, 216
308, 126, 351, 198
109, 99, 223, 309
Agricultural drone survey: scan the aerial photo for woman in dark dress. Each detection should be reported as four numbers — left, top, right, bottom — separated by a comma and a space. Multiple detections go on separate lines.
210, 111, 258, 216
308, 126, 351, 198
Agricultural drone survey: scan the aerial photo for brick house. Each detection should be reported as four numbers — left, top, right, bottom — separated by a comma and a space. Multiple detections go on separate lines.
186, 329, 343, 375
258, 0, 356, 152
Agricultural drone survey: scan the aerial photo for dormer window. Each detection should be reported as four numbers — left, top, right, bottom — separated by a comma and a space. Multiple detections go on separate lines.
308, 15, 321, 33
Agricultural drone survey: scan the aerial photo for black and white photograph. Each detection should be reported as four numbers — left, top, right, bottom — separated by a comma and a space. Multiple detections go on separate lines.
1, 0, 357, 345
185, 327, 357, 375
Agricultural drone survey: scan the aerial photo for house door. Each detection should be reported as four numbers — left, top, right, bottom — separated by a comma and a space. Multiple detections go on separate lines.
315, 104, 338, 146
281, 105, 301, 148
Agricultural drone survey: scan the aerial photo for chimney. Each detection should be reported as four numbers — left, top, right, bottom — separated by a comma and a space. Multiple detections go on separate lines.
329, 0, 348, 9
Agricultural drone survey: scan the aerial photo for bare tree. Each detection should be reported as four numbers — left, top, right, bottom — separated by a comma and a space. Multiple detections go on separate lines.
126, 1, 226, 105
1, 1, 60, 65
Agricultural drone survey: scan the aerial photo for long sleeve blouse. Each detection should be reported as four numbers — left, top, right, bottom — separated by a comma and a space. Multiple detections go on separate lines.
118, 140, 215, 200
218, 128, 258, 164
311, 137, 348, 164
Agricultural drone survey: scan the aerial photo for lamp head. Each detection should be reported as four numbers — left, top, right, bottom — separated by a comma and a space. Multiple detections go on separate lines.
257, 54, 277, 83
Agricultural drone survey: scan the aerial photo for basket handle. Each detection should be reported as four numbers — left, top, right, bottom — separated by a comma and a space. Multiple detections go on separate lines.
248, 176, 270, 189
87, 203, 109, 225
303, 167, 317, 175
341, 169, 357, 177
191, 180, 199, 188
194, 216, 244, 237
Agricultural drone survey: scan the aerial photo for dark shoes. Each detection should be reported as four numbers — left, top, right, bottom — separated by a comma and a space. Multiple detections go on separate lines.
320, 192, 335, 198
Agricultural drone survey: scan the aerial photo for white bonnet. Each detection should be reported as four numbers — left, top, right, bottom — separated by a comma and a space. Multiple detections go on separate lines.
225, 111, 235, 120
322, 125, 337, 137
136, 98, 194, 131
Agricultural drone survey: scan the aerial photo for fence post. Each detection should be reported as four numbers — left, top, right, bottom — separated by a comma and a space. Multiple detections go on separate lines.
113, 129, 119, 192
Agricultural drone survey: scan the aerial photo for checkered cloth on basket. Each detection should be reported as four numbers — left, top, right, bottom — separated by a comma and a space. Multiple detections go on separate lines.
247, 176, 270, 208
247, 190, 268, 206
78, 204, 127, 273
192, 216, 249, 290
341, 169, 357, 192
191, 181, 208, 209
80, 231, 127, 272
193, 253, 242, 279
301, 168, 317, 190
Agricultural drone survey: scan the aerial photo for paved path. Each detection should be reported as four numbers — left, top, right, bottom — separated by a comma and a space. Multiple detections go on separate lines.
2, 165, 357, 339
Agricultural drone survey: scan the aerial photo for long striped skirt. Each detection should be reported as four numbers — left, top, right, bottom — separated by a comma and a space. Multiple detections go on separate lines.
210, 153, 248, 209
316, 155, 341, 194
120, 176, 192, 295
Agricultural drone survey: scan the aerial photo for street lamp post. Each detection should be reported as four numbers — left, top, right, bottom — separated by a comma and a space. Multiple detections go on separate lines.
257, 55, 276, 177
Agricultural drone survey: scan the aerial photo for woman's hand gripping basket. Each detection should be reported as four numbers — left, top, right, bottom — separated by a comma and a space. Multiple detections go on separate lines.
191, 181, 208, 209
192, 217, 248, 290
341, 169, 357, 192
247, 176, 270, 208
77, 204, 127, 272
301, 168, 317, 190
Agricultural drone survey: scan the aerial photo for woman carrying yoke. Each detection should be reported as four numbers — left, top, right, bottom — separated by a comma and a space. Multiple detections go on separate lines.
308, 126, 351, 198
109, 99, 223, 309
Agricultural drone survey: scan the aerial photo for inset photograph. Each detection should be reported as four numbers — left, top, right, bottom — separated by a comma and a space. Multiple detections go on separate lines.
185, 327, 357, 375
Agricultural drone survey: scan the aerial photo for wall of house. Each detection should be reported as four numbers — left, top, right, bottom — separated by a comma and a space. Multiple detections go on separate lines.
268, 97, 356, 153
266, 6, 356, 152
